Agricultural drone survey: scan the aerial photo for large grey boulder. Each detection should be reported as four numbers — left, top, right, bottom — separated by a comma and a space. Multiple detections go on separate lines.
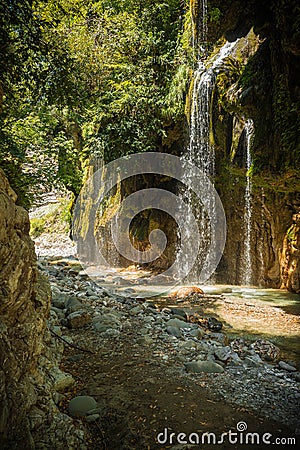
185, 360, 224, 374
68, 396, 97, 418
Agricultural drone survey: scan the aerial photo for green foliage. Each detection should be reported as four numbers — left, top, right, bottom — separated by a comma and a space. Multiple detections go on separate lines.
208, 7, 221, 24
34, 0, 186, 164
30, 197, 73, 237
215, 55, 242, 112
272, 75, 300, 169
0, 0, 188, 207
286, 226, 297, 246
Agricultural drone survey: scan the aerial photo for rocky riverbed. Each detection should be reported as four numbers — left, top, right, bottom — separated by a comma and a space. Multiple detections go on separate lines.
32, 232, 300, 449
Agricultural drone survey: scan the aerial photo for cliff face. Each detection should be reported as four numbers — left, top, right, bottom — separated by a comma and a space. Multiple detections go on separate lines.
0, 168, 48, 446
0, 169, 85, 448
189, 0, 300, 291
72, 1, 300, 292
281, 213, 300, 293
216, 176, 300, 290
197, 0, 300, 174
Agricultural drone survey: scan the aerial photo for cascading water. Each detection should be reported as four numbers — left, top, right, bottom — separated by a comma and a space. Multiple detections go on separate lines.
178, 40, 239, 282
258, 187, 266, 285
191, 0, 208, 55
242, 119, 254, 285
189, 41, 240, 174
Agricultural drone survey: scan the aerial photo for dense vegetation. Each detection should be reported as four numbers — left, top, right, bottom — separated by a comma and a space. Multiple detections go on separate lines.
0, 0, 190, 208
1, 0, 299, 210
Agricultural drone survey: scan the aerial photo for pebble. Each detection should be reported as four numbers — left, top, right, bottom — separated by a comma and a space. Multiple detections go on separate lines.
278, 361, 297, 372
52, 368, 75, 392
52, 294, 68, 309
214, 346, 232, 362
188, 328, 204, 339
51, 306, 65, 319
244, 354, 264, 367
170, 308, 187, 320
67, 310, 92, 328
28, 406, 45, 430
68, 396, 98, 418
86, 414, 100, 423
102, 329, 121, 338
185, 360, 224, 374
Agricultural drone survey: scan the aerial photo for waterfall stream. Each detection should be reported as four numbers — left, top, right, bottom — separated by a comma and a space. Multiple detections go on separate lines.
179, 40, 239, 282
242, 119, 254, 285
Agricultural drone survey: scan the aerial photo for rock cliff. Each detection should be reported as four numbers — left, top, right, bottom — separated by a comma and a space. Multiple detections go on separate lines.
191, 0, 300, 291
0, 169, 84, 448
0, 168, 43, 447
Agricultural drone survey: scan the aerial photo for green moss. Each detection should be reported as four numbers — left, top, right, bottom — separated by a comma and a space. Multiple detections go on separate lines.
30, 217, 46, 238
95, 180, 121, 229
78, 196, 93, 240
252, 169, 300, 194
216, 163, 300, 197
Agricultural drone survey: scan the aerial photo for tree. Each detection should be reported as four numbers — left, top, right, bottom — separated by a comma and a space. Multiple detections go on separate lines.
0, 0, 189, 207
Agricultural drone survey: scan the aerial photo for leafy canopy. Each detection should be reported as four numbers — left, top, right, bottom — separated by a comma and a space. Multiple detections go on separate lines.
0, 0, 190, 206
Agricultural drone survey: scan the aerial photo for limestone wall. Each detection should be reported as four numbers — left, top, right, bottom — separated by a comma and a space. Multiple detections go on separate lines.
0, 168, 46, 447
0, 169, 85, 448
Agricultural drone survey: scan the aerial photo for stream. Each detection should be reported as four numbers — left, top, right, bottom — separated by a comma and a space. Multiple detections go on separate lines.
33, 232, 300, 437
76, 263, 300, 367
34, 230, 300, 366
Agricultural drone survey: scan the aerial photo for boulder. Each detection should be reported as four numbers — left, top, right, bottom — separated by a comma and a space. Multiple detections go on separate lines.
68, 396, 97, 418
169, 286, 204, 298
67, 310, 92, 328
65, 296, 85, 313
166, 326, 182, 338
250, 340, 280, 361
52, 292, 68, 309
165, 318, 194, 329
185, 360, 224, 374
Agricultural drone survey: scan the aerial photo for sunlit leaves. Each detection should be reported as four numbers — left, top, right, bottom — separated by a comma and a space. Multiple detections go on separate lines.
0, 0, 188, 206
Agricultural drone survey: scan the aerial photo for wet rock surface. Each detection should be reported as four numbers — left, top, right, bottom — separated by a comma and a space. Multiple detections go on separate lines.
34, 243, 300, 449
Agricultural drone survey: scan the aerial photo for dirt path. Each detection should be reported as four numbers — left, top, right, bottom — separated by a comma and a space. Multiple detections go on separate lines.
60, 323, 296, 450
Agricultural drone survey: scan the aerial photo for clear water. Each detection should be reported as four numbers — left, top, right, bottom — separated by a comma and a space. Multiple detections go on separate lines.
242, 119, 254, 285
178, 40, 239, 283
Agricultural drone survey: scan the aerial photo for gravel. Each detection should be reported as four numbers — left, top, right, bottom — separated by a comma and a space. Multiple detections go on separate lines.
37, 253, 300, 430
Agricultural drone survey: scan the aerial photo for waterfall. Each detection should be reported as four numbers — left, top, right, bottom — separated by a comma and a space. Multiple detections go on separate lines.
189, 41, 239, 175
258, 187, 266, 285
179, 40, 239, 282
242, 119, 254, 285
191, 0, 208, 54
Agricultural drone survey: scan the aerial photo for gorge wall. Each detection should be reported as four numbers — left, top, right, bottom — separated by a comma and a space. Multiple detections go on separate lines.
0, 167, 44, 447
0, 168, 84, 448
72, 1, 300, 293
192, 0, 300, 291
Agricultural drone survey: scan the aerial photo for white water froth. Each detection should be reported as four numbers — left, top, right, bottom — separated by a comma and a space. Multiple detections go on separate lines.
242, 119, 254, 285
179, 40, 239, 282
